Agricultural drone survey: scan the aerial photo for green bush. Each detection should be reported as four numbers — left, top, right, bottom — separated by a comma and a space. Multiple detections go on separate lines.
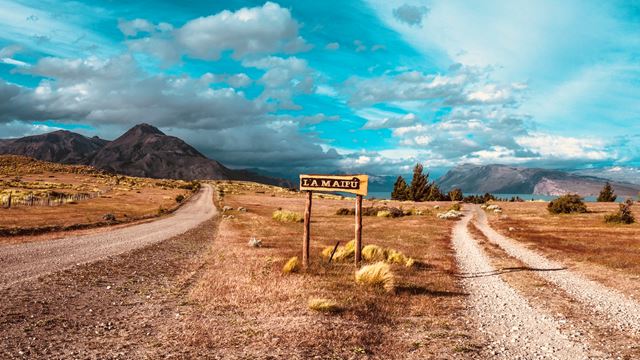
175, 194, 185, 203
547, 194, 587, 214
604, 200, 635, 224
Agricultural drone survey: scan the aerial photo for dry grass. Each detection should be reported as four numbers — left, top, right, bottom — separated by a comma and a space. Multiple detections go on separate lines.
282, 256, 300, 273
355, 262, 396, 293
0, 155, 194, 239
272, 209, 303, 223
183, 181, 480, 358
308, 298, 340, 313
362, 244, 387, 261
488, 201, 640, 294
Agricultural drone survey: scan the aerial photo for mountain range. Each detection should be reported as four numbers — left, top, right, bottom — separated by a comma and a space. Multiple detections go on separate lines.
0, 123, 291, 187
437, 164, 640, 197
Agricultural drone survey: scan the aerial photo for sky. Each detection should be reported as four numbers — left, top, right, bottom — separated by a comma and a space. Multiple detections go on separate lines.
0, 0, 639, 179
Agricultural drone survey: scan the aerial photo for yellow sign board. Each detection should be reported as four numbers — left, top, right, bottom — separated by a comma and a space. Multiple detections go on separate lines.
299, 174, 369, 196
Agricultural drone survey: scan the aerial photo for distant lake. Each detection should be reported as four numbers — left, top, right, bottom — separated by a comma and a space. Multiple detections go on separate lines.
337, 191, 634, 202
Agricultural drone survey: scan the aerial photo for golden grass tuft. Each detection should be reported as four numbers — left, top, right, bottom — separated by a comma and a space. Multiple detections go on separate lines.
282, 256, 300, 274
376, 210, 391, 218
355, 262, 395, 293
405, 257, 416, 268
386, 249, 408, 265
321, 246, 335, 258
272, 209, 303, 223
308, 298, 340, 313
362, 244, 387, 262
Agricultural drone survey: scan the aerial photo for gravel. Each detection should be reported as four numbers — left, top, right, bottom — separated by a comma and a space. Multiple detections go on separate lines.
473, 206, 640, 334
0, 184, 217, 289
452, 209, 596, 359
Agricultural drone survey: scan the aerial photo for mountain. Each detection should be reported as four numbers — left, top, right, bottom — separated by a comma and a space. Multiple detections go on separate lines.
572, 167, 640, 186
0, 130, 108, 164
0, 124, 290, 187
437, 164, 640, 197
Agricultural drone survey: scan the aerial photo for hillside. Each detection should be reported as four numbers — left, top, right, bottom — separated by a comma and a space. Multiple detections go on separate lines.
0, 124, 290, 187
437, 164, 640, 197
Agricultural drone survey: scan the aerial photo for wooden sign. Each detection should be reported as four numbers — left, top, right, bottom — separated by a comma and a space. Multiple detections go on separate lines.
299, 174, 368, 268
299, 174, 368, 196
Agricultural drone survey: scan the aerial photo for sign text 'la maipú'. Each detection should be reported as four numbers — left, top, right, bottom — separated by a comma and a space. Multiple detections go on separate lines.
299, 174, 368, 196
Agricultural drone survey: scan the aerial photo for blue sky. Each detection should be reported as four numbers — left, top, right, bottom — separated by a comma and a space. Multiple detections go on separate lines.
0, 0, 638, 178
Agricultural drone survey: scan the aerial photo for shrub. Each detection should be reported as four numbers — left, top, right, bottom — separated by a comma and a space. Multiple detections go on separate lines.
355, 262, 395, 293
272, 210, 303, 223
333, 240, 356, 261
386, 249, 408, 265
336, 207, 352, 215
362, 245, 387, 261
308, 298, 340, 313
376, 210, 391, 218
282, 257, 300, 273
175, 194, 185, 203
449, 203, 461, 211
597, 182, 617, 202
547, 194, 587, 214
604, 200, 635, 224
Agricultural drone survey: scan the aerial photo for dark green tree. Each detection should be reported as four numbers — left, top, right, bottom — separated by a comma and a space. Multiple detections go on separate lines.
448, 188, 463, 201
409, 163, 429, 201
391, 176, 410, 201
426, 183, 444, 201
597, 182, 617, 202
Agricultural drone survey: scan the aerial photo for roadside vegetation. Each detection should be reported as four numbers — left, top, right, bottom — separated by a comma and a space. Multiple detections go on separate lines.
547, 194, 588, 214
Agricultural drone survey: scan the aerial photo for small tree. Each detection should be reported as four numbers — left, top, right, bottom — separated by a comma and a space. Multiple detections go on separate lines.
409, 163, 429, 201
605, 199, 635, 224
597, 182, 617, 202
425, 183, 444, 201
448, 188, 463, 202
548, 194, 588, 214
391, 176, 409, 201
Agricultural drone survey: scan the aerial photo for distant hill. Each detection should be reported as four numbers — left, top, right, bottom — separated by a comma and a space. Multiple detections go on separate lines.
0, 124, 291, 187
0, 130, 108, 164
437, 164, 640, 197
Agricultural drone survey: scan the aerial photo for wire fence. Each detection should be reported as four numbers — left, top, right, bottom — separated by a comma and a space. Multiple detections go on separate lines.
1, 191, 102, 208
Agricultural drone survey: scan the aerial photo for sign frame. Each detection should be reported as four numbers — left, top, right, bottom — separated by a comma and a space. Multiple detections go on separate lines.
299, 174, 368, 268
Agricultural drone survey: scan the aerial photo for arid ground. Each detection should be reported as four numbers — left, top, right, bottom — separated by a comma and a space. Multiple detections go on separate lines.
1, 177, 640, 359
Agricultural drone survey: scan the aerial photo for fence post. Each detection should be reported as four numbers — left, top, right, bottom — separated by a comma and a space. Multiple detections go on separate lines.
355, 194, 363, 267
302, 191, 312, 268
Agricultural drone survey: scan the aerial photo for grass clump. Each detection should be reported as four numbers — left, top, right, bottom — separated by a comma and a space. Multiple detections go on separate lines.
547, 194, 587, 214
362, 244, 387, 261
376, 210, 391, 218
308, 298, 340, 313
272, 209, 303, 223
604, 200, 635, 224
355, 262, 395, 293
333, 240, 355, 261
282, 256, 301, 274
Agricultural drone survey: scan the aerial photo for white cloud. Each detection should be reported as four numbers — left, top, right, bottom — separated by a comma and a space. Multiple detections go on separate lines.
127, 2, 310, 62
325, 42, 340, 51
516, 133, 610, 160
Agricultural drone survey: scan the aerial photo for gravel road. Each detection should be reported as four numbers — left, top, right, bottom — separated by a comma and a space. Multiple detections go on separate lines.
0, 184, 216, 289
473, 206, 640, 333
452, 209, 597, 359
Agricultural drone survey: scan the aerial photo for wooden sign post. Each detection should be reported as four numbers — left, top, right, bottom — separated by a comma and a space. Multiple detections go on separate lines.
299, 174, 369, 268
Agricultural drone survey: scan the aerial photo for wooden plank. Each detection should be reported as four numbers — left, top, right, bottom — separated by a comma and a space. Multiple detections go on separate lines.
302, 191, 312, 268
355, 194, 363, 267
299, 174, 368, 196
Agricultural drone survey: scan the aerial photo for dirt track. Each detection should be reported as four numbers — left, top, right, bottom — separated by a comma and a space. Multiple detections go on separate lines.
0, 184, 216, 289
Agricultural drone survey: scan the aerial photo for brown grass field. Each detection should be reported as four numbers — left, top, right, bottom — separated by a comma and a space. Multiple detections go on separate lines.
179, 181, 484, 358
0, 155, 196, 239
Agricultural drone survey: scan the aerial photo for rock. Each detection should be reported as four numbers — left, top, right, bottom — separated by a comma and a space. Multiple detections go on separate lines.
437, 210, 463, 219
248, 237, 262, 248
103, 213, 116, 221
494, 209, 503, 214
238, 207, 247, 212
508, 227, 516, 232
433, 205, 440, 209
222, 205, 233, 212
487, 204, 501, 211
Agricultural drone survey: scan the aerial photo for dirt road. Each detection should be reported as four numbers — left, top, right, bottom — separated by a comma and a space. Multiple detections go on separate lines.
453, 205, 640, 359
0, 184, 216, 289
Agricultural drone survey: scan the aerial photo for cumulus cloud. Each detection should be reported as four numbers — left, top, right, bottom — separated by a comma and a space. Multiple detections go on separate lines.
243, 56, 315, 109
516, 133, 610, 161
361, 111, 419, 129
2, 55, 268, 129
126, 2, 310, 62
393, 4, 429, 27
0, 44, 28, 67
